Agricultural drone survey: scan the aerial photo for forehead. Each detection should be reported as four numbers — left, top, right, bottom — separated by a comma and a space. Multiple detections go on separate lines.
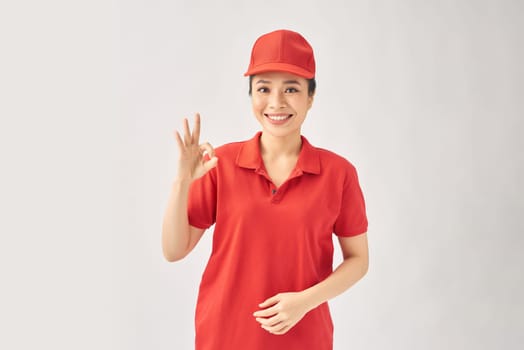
253, 71, 307, 84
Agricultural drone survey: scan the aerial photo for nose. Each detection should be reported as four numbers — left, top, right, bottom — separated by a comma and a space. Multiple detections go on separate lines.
269, 90, 287, 109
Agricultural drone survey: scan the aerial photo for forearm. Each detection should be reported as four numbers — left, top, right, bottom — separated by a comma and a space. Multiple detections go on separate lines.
302, 255, 369, 311
161, 178, 192, 261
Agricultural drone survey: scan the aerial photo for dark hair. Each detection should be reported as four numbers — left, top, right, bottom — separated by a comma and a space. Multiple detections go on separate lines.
248, 75, 316, 96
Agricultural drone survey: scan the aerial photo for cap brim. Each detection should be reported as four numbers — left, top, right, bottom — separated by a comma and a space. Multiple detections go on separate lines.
244, 62, 314, 79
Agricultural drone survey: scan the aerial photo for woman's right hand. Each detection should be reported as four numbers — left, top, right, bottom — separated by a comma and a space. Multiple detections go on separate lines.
174, 113, 218, 182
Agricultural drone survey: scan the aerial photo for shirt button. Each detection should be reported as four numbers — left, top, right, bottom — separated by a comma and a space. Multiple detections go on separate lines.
272, 189, 277, 195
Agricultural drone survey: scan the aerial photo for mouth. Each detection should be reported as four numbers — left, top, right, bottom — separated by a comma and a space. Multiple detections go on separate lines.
264, 113, 293, 123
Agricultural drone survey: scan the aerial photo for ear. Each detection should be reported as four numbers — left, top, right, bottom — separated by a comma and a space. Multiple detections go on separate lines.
307, 93, 315, 110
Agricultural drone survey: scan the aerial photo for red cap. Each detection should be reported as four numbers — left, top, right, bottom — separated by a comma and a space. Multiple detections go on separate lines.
244, 29, 315, 79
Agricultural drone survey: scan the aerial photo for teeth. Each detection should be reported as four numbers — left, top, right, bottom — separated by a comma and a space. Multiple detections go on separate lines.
267, 115, 290, 121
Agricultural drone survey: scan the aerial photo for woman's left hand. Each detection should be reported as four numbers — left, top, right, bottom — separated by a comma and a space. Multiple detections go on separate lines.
253, 292, 312, 335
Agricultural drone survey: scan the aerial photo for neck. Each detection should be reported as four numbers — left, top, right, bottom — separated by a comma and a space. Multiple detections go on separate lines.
259, 131, 302, 159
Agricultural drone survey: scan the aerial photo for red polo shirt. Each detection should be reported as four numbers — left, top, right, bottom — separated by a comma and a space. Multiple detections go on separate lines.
187, 132, 367, 350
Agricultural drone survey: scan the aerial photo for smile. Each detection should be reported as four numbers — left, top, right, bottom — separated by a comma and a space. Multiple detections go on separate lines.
264, 114, 293, 121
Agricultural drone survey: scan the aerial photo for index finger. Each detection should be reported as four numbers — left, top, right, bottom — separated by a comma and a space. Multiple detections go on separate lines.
253, 305, 279, 318
192, 113, 201, 144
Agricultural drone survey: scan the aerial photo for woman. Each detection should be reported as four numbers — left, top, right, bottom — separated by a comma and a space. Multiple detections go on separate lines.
162, 29, 369, 350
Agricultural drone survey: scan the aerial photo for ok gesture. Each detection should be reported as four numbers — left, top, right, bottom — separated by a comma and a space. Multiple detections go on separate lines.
174, 113, 218, 182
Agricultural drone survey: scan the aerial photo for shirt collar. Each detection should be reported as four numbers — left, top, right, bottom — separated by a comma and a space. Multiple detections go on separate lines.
236, 132, 321, 175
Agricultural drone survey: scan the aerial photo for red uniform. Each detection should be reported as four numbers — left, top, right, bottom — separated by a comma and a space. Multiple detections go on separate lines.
188, 132, 368, 350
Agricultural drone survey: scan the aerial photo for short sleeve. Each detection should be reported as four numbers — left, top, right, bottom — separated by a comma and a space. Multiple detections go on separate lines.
187, 168, 217, 229
333, 165, 368, 237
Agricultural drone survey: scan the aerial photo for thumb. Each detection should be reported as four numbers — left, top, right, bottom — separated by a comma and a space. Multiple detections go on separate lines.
203, 156, 218, 172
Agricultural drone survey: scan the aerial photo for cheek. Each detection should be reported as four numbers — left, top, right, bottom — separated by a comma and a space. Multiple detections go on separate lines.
292, 98, 310, 113
251, 98, 265, 112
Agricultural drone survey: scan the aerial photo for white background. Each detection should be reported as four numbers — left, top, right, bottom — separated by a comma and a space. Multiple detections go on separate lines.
1, 0, 523, 349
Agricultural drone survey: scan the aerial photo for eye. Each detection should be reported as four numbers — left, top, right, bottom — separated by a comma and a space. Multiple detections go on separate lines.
284, 87, 299, 93
257, 87, 269, 93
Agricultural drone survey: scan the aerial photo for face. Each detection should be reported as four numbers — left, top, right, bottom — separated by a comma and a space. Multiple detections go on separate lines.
251, 72, 314, 139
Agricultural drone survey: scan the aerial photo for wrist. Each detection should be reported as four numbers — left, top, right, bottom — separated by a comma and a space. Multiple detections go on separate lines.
300, 288, 323, 312
172, 177, 193, 187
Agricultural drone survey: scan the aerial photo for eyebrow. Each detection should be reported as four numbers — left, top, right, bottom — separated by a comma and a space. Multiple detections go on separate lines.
255, 79, 302, 85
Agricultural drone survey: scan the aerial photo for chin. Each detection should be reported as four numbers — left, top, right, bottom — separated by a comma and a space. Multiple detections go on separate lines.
262, 126, 301, 138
